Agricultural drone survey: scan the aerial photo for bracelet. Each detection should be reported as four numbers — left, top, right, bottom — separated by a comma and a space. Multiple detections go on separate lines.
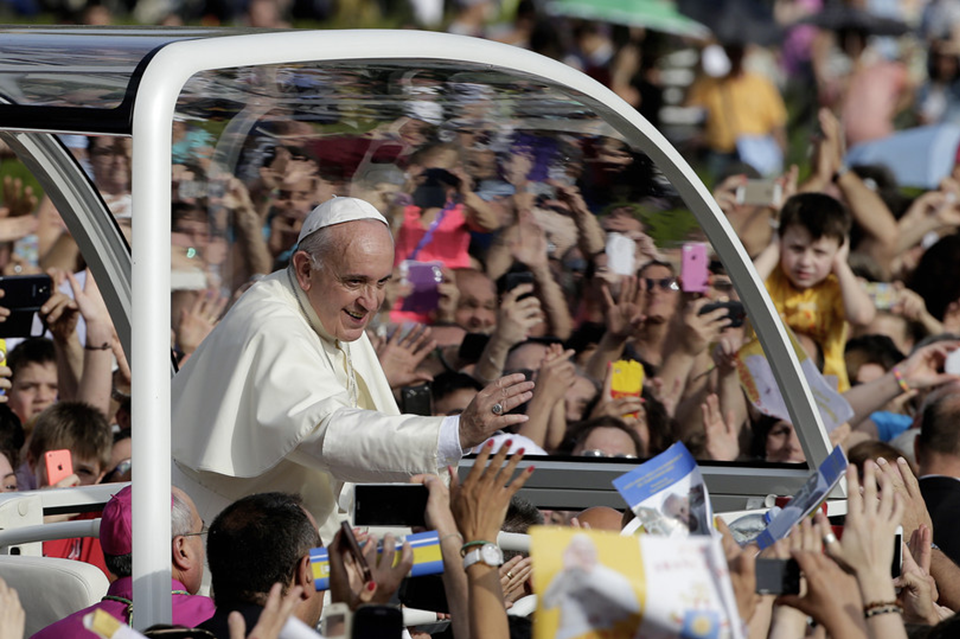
832, 165, 850, 184
460, 540, 492, 557
863, 603, 902, 619
439, 532, 463, 545
892, 366, 911, 393
84, 342, 111, 351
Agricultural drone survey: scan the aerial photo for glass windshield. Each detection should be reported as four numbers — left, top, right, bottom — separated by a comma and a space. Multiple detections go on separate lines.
161, 59, 806, 468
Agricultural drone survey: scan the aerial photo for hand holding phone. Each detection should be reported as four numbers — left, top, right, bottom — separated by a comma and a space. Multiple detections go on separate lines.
339, 521, 373, 585
698, 300, 746, 328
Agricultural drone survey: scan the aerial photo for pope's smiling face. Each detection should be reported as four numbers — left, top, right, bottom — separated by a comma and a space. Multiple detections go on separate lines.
294, 220, 394, 342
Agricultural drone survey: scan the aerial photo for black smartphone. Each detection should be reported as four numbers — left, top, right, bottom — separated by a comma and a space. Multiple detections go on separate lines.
502, 270, 534, 300
0, 274, 52, 337
399, 574, 449, 614
755, 557, 801, 595
352, 604, 402, 639
400, 383, 432, 416
892, 525, 903, 579
458, 332, 490, 363
353, 483, 428, 527
698, 300, 746, 328
339, 521, 372, 585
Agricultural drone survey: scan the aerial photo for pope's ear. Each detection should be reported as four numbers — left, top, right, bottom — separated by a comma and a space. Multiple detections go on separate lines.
291, 252, 313, 290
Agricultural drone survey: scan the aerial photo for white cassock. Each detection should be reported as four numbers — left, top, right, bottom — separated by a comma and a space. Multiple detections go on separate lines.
171, 268, 461, 544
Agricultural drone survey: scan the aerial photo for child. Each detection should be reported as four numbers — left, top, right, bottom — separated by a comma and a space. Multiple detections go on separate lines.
25, 401, 113, 577
754, 193, 876, 391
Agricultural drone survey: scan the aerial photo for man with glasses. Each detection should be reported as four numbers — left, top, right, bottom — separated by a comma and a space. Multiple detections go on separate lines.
31, 485, 215, 638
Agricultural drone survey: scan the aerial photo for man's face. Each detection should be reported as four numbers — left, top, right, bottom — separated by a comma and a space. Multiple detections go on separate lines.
454, 272, 497, 334
9, 361, 58, 424
275, 175, 318, 222
175, 488, 206, 594
779, 225, 840, 291
573, 427, 638, 458
433, 387, 477, 416
765, 420, 805, 463
295, 221, 394, 342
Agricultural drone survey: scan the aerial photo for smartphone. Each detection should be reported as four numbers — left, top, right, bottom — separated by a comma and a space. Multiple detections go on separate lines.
755, 557, 801, 595
353, 483, 428, 527
0, 274, 52, 338
681, 242, 709, 293
699, 300, 746, 328
503, 270, 534, 299
44, 449, 73, 486
339, 521, 372, 585
352, 604, 402, 639
458, 332, 490, 363
400, 261, 442, 314
736, 180, 782, 208
863, 282, 896, 311
322, 602, 352, 638
892, 525, 903, 579
946, 349, 960, 376
399, 574, 449, 614
400, 383, 432, 416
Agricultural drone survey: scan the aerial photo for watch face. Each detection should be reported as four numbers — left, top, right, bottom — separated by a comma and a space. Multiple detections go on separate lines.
480, 543, 503, 566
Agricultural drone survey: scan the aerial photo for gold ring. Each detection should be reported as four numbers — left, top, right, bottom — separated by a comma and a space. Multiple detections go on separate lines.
506, 571, 514, 579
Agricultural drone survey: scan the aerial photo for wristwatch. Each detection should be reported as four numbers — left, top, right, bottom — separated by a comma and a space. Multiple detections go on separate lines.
462, 542, 504, 570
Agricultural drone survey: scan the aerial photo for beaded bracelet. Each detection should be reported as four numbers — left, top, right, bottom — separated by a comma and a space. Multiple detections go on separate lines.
892, 366, 911, 393
864, 605, 902, 619
460, 540, 492, 557
863, 600, 902, 619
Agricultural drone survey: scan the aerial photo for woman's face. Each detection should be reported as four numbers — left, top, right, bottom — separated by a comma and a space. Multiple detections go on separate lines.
0, 452, 17, 492
765, 420, 805, 463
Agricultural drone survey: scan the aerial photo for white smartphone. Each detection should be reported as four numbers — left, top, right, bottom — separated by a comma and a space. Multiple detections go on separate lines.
946, 349, 960, 376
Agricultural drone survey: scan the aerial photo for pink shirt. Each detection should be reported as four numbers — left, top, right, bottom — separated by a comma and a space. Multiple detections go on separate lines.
394, 203, 472, 269
30, 577, 215, 639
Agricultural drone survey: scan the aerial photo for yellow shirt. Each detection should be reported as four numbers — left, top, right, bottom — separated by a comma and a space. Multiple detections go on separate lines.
687, 72, 788, 153
765, 267, 850, 392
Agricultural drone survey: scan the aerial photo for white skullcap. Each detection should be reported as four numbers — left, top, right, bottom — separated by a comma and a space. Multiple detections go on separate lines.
297, 196, 389, 245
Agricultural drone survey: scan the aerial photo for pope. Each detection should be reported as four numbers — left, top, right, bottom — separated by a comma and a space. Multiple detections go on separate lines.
171, 196, 533, 542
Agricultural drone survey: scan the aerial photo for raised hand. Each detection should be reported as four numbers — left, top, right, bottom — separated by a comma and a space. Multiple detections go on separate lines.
375, 324, 435, 390
458, 374, 534, 449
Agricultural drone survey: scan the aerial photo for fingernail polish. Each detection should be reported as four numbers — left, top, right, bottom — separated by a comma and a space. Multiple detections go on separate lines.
486, 440, 495, 448
504, 439, 513, 447
527, 465, 535, 472
366, 581, 377, 592
517, 448, 525, 455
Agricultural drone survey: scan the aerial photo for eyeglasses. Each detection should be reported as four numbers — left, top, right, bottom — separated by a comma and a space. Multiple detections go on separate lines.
643, 277, 679, 292
181, 524, 208, 538
578, 449, 637, 459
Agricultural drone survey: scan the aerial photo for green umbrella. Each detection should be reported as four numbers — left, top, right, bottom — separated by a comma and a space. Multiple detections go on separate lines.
547, 0, 710, 38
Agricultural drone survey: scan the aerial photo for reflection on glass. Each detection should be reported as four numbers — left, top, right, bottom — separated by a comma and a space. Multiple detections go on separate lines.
17, 59, 799, 468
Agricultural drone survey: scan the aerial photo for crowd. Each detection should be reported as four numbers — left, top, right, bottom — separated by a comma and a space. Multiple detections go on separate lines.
4, 0, 960, 637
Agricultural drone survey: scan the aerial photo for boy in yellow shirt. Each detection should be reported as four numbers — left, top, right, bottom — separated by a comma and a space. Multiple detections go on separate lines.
753, 193, 876, 391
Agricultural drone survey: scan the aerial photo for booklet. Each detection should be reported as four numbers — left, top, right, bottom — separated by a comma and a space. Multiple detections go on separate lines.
754, 445, 848, 550
531, 527, 745, 639
736, 327, 853, 434
613, 441, 712, 537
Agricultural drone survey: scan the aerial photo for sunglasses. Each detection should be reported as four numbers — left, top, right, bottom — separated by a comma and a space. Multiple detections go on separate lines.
578, 449, 638, 459
643, 277, 679, 292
